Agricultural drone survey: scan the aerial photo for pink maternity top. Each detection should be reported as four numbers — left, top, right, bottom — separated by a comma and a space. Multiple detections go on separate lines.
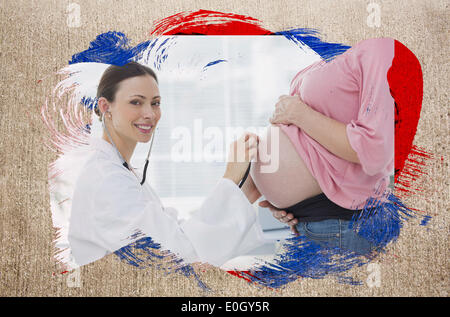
280, 38, 395, 210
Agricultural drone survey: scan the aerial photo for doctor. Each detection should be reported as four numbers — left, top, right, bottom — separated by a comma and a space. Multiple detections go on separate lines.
68, 61, 266, 268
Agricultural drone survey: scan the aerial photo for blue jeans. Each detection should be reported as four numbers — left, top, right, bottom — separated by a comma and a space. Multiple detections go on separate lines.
295, 219, 376, 255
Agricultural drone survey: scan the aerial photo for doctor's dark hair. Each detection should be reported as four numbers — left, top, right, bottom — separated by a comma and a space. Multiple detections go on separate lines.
94, 61, 158, 121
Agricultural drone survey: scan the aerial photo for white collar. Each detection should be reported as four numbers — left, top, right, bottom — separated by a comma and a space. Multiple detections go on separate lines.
88, 136, 134, 168
88, 137, 157, 194
89, 137, 144, 179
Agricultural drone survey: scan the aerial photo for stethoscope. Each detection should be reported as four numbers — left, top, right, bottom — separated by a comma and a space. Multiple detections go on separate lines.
102, 111, 155, 186
102, 110, 250, 188
238, 163, 251, 188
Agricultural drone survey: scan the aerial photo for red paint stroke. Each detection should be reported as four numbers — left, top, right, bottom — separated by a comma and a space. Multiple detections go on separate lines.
387, 40, 424, 183
227, 270, 277, 290
394, 145, 433, 197
226, 270, 254, 283
379, 250, 402, 265
149, 10, 427, 284
150, 10, 272, 36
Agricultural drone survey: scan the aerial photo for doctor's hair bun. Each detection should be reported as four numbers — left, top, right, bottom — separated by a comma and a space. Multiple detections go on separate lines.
94, 61, 158, 121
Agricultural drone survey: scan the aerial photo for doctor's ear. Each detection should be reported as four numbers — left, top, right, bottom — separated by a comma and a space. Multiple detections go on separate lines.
97, 97, 112, 115
95, 97, 112, 122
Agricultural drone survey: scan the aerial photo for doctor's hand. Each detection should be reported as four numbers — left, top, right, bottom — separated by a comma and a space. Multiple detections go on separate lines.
223, 132, 259, 185
270, 95, 309, 127
259, 200, 299, 236
240, 174, 262, 204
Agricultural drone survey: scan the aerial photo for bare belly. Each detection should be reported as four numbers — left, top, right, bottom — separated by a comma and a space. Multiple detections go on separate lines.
250, 125, 322, 209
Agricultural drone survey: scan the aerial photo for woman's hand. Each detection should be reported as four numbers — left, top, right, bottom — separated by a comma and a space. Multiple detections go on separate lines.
271, 94, 361, 164
270, 95, 309, 126
259, 200, 299, 236
223, 132, 259, 185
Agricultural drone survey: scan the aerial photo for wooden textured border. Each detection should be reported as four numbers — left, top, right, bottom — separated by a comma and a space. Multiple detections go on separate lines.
0, 0, 448, 296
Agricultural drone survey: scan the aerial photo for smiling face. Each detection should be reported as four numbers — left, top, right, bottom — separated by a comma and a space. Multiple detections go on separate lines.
102, 74, 161, 146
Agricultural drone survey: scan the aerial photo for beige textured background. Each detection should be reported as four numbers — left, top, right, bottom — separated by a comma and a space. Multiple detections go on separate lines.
0, 0, 448, 296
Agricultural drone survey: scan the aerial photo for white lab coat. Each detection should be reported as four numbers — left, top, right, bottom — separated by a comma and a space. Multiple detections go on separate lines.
68, 137, 266, 267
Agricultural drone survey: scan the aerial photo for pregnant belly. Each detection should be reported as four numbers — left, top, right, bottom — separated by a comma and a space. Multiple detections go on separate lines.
250, 125, 322, 209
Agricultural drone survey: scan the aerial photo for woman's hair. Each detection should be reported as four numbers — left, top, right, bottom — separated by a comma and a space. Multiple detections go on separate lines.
94, 61, 158, 121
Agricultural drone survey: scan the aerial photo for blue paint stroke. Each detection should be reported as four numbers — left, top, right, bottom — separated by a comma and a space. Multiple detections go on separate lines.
154, 38, 171, 70
420, 215, 432, 226
114, 236, 211, 292
350, 193, 415, 248
240, 193, 431, 288
69, 31, 151, 66
203, 59, 227, 71
67, 30, 432, 290
275, 28, 350, 61
241, 239, 369, 289
81, 96, 96, 111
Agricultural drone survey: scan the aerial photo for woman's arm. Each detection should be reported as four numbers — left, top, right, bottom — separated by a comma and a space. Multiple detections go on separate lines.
270, 95, 360, 164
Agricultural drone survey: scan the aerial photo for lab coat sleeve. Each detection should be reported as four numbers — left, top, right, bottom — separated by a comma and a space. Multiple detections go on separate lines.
91, 171, 265, 267
91, 171, 200, 264
346, 38, 395, 176
178, 177, 266, 266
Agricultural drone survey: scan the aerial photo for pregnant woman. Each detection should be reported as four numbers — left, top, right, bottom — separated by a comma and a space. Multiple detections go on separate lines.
243, 38, 406, 254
